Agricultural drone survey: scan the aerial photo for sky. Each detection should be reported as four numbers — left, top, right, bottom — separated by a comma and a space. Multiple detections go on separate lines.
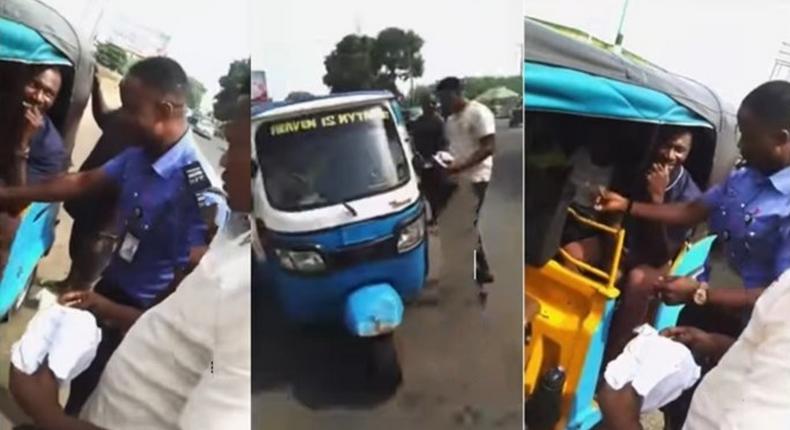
526, 0, 790, 107
110, 0, 250, 110
253, 0, 523, 100
43, 0, 250, 111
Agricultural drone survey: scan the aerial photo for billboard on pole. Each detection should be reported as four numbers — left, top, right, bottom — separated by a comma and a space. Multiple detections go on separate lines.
251, 70, 268, 102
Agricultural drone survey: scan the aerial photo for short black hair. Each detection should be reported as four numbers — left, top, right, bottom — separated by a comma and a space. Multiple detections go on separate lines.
28, 64, 62, 79
436, 76, 463, 94
741, 80, 790, 128
127, 56, 188, 97
658, 126, 693, 144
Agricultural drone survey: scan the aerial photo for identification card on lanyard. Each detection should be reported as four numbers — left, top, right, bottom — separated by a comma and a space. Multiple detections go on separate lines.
119, 232, 141, 262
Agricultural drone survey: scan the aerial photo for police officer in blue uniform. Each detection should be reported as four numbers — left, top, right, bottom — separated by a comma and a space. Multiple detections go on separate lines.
0, 56, 226, 416
596, 80, 790, 429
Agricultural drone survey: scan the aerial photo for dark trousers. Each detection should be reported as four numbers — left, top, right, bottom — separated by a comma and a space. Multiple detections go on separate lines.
419, 167, 455, 224
64, 279, 139, 416
472, 181, 492, 279
661, 303, 745, 429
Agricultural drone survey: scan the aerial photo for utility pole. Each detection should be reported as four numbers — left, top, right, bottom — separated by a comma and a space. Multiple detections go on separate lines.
354, 13, 362, 35
613, 0, 630, 54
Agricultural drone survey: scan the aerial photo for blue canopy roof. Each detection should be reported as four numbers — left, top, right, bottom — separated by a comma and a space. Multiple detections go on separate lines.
0, 17, 70, 66
524, 61, 712, 128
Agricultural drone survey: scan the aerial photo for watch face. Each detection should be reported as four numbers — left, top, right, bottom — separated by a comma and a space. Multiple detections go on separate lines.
694, 288, 707, 305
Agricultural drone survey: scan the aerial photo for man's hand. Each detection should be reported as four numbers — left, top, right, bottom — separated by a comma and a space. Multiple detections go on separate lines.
92, 68, 101, 91
661, 326, 735, 360
60, 289, 142, 332
21, 103, 44, 143
655, 275, 698, 305
445, 160, 463, 175
59, 290, 112, 316
646, 163, 670, 203
594, 188, 629, 213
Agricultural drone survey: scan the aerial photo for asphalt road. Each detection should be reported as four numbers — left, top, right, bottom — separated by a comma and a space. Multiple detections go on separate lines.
252, 119, 523, 429
193, 133, 227, 174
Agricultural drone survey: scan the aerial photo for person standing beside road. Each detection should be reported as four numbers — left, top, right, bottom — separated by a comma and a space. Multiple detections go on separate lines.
411, 96, 452, 226
0, 56, 225, 416
595, 80, 790, 428
8, 95, 252, 430
436, 76, 497, 288
49, 69, 137, 291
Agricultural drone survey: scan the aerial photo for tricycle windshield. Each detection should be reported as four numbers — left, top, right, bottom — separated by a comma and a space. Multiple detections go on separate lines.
256, 103, 410, 212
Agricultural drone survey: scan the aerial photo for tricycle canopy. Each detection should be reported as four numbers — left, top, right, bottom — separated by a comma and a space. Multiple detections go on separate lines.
1, 0, 94, 158
524, 17, 738, 187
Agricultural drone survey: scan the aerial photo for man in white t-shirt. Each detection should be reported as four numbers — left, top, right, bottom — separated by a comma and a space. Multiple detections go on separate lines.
8, 97, 252, 430
436, 77, 497, 289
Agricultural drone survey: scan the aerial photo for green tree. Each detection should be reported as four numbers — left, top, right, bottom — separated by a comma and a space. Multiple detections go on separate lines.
323, 34, 377, 93
213, 58, 250, 121
463, 76, 521, 99
285, 91, 315, 102
323, 28, 424, 96
371, 28, 424, 97
186, 77, 207, 111
95, 42, 127, 73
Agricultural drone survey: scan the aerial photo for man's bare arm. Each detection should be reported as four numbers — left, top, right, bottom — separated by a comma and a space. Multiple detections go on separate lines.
91, 73, 112, 129
1, 168, 112, 209
629, 199, 709, 228
451, 134, 495, 173
9, 365, 106, 430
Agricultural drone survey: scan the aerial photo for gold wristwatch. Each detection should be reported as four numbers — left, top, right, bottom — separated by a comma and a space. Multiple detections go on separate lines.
693, 281, 709, 306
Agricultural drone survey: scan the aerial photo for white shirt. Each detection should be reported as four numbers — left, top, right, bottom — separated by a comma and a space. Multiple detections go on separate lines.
80, 213, 252, 430
445, 100, 496, 183
684, 269, 790, 430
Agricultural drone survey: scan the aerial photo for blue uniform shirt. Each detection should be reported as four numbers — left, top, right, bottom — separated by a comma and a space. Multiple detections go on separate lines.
702, 166, 790, 289
100, 132, 225, 307
28, 116, 66, 184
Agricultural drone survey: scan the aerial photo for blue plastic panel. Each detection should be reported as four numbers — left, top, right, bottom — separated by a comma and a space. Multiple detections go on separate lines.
344, 283, 404, 336
0, 202, 57, 315
0, 17, 71, 66
525, 62, 712, 128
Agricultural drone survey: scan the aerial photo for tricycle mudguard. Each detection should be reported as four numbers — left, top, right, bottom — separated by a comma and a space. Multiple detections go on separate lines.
344, 283, 403, 337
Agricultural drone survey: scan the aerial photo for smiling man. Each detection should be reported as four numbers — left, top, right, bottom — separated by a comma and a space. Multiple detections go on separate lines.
13, 64, 67, 187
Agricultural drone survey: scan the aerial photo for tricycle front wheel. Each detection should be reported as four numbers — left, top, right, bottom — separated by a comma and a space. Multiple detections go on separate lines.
366, 333, 402, 391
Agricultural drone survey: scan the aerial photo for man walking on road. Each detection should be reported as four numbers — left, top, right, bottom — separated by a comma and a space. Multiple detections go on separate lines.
436, 77, 497, 290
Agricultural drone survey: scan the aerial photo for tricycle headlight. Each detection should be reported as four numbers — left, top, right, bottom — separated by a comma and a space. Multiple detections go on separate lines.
275, 249, 325, 273
397, 216, 425, 253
